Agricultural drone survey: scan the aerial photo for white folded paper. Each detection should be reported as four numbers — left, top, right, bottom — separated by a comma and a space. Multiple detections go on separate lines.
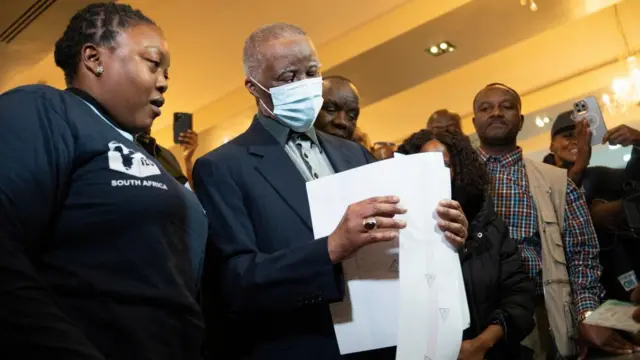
306, 152, 469, 360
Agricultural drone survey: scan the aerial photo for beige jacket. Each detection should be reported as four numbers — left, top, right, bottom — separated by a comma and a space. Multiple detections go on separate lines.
524, 159, 579, 357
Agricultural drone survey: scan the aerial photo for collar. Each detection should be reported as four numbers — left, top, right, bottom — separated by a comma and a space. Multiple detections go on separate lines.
478, 147, 524, 168
66, 87, 134, 141
136, 134, 161, 156
257, 113, 320, 146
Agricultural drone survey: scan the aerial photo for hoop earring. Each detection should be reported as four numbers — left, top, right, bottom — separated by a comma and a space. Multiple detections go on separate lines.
96, 66, 104, 76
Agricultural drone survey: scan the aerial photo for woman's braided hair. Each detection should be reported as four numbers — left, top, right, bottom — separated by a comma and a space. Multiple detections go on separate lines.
54, 2, 155, 84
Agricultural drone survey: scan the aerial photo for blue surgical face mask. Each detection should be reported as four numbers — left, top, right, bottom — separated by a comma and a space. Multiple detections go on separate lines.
251, 76, 324, 132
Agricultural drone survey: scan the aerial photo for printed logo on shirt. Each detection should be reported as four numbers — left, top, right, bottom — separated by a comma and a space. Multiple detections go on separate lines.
108, 141, 161, 178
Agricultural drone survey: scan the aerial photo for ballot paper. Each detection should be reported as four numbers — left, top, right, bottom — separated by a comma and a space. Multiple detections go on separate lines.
583, 300, 640, 334
306, 152, 469, 359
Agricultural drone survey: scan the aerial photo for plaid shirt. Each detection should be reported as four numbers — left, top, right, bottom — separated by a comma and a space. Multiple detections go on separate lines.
479, 148, 602, 315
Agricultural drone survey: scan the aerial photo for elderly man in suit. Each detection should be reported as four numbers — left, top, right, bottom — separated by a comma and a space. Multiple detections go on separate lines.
193, 23, 469, 360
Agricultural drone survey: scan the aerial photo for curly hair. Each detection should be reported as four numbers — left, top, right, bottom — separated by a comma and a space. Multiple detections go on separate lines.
397, 129, 489, 197
54, 2, 155, 85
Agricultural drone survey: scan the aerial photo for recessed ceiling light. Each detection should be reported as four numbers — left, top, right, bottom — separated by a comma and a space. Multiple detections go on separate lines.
426, 41, 455, 56
543, 116, 550, 123
609, 144, 621, 150
535, 117, 544, 127
624, 154, 631, 162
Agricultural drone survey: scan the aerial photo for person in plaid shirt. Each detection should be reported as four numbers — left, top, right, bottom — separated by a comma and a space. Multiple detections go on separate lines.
471, 83, 638, 357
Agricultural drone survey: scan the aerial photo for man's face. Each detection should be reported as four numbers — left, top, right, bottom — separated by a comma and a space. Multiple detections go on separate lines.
314, 79, 360, 139
472, 87, 523, 146
246, 35, 321, 115
427, 114, 461, 134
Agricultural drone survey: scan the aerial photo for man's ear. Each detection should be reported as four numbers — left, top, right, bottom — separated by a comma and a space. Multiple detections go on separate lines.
245, 78, 260, 98
80, 43, 102, 76
518, 114, 524, 131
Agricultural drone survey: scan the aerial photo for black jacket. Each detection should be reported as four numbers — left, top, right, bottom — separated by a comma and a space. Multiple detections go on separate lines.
194, 118, 376, 360
460, 193, 536, 359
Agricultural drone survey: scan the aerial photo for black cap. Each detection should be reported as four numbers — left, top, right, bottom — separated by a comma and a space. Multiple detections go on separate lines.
551, 110, 576, 139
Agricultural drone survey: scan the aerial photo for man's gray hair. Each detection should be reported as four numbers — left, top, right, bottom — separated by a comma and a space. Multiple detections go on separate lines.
242, 23, 307, 79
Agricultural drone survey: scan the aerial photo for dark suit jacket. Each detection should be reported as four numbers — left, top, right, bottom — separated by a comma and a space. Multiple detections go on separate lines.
193, 117, 375, 360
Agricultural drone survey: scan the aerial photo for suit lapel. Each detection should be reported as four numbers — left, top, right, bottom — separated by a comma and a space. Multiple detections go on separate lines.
318, 132, 356, 172
248, 122, 313, 230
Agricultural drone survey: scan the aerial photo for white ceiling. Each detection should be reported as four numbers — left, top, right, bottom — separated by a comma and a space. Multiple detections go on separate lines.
360, 0, 635, 141
2, 0, 640, 166
0, 0, 95, 85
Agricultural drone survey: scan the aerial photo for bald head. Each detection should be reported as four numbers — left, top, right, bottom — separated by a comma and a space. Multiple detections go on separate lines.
315, 75, 360, 139
243, 23, 307, 79
427, 109, 462, 134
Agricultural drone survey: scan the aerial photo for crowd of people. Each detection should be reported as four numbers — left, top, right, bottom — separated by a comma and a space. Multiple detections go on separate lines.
2, 2, 640, 360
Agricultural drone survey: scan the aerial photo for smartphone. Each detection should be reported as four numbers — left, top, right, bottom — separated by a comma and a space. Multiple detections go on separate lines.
173, 112, 193, 144
573, 96, 607, 146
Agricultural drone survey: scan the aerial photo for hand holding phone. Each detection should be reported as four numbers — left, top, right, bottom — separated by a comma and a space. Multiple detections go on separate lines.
573, 96, 607, 146
173, 112, 193, 144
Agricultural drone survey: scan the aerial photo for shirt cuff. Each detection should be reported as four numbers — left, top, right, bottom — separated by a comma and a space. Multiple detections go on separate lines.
574, 292, 600, 315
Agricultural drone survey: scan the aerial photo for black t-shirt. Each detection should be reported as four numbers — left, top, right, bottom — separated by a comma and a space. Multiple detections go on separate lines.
0, 85, 206, 359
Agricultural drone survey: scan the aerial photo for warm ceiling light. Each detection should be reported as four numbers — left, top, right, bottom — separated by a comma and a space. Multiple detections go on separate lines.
520, 0, 538, 11
602, 56, 640, 115
543, 116, 550, 123
426, 41, 455, 56
535, 116, 544, 127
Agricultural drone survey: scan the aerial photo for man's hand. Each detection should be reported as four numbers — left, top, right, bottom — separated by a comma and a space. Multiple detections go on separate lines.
573, 119, 592, 170
179, 130, 199, 160
327, 196, 407, 263
602, 124, 640, 147
436, 200, 468, 249
579, 322, 638, 354
457, 339, 489, 360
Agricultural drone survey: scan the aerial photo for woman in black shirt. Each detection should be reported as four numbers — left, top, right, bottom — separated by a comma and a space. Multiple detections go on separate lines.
0, 3, 206, 359
397, 129, 535, 360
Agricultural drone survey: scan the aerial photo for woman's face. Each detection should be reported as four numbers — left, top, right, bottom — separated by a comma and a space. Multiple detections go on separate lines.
420, 139, 453, 178
94, 24, 170, 133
